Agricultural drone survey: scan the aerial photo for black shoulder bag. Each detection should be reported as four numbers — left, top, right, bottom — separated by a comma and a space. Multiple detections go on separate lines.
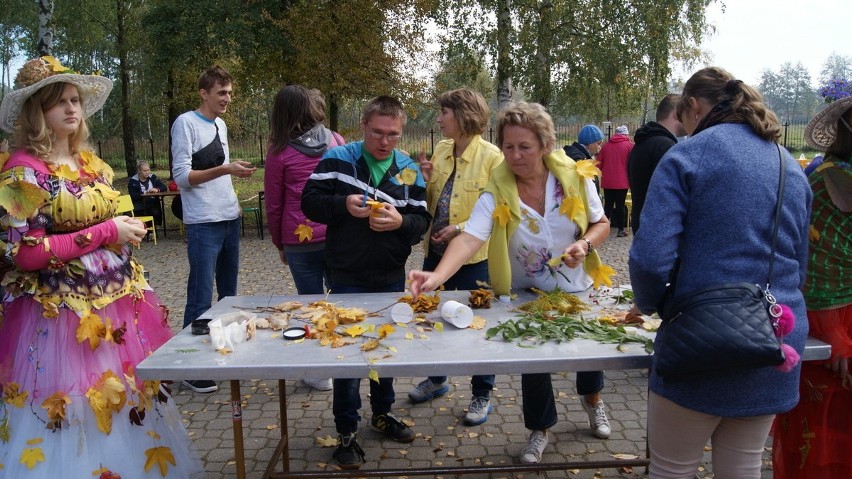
655, 145, 787, 382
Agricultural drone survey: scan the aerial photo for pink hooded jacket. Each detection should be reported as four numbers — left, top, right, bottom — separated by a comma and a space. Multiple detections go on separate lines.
598, 133, 633, 189
264, 126, 344, 249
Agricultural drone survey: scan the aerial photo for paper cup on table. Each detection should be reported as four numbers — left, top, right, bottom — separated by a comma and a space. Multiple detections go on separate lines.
390, 302, 414, 323
208, 311, 256, 350
441, 300, 473, 328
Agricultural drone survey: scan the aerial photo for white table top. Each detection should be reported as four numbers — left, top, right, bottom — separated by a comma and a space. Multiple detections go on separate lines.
137, 289, 659, 380
136, 290, 830, 381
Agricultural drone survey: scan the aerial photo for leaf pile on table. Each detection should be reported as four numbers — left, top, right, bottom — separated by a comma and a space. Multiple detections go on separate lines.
485, 288, 654, 354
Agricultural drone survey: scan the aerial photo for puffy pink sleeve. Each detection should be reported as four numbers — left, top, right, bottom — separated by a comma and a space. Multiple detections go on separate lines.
13, 221, 119, 271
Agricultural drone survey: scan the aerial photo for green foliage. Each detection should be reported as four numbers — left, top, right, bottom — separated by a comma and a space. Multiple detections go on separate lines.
758, 62, 821, 123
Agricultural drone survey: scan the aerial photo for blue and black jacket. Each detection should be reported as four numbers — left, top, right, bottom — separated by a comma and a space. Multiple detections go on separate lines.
301, 141, 431, 287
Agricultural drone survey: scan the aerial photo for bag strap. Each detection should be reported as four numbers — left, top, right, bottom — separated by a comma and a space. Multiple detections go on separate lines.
765, 143, 786, 289
666, 143, 786, 297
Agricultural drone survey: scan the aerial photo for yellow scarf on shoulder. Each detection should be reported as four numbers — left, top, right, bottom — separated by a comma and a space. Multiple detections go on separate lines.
483, 150, 614, 295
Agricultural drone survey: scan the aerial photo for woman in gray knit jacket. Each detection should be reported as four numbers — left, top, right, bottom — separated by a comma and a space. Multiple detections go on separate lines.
629, 67, 811, 478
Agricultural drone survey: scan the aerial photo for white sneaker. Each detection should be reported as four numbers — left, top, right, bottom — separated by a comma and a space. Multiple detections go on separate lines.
520, 430, 549, 463
302, 378, 333, 391
581, 398, 611, 439
464, 396, 492, 425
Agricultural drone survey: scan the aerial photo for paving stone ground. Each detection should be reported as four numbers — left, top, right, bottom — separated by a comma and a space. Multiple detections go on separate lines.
136, 228, 774, 478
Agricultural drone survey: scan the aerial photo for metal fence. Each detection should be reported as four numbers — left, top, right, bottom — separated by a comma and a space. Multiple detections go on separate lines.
93, 120, 815, 171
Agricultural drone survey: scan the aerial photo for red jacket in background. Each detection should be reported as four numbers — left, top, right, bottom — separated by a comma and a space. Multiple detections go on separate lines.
598, 134, 633, 189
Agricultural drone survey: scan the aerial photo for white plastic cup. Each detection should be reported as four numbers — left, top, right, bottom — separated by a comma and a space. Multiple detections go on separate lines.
390, 302, 415, 323
441, 300, 474, 328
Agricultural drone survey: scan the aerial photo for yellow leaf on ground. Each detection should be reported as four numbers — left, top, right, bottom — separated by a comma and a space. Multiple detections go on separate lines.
611, 453, 639, 460
316, 435, 338, 447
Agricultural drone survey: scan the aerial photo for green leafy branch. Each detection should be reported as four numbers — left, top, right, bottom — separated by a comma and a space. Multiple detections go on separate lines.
485, 313, 653, 354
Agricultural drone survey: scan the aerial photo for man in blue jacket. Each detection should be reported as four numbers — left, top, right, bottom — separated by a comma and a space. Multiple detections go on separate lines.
302, 95, 431, 469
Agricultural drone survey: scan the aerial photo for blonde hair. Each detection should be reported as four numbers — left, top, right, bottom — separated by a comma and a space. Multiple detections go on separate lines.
496, 102, 556, 151
678, 67, 781, 141
437, 88, 490, 136
11, 82, 91, 160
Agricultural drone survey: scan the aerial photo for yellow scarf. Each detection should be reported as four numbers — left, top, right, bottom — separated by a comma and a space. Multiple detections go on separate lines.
483, 150, 614, 295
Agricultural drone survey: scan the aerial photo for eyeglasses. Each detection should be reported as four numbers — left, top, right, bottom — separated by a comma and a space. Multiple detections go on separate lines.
366, 129, 402, 142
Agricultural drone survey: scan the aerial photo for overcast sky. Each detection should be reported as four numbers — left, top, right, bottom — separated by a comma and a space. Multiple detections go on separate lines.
695, 0, 849, 86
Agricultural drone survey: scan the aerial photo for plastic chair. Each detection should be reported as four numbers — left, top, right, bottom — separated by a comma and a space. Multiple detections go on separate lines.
115, 195, 157, 246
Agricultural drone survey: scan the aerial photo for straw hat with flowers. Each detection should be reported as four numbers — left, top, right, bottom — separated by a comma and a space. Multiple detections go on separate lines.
804, 96, 852, 150
0, 56, 112, 133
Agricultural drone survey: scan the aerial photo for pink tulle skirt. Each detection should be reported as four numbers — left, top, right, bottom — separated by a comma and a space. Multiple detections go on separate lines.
0, 292, 203, 478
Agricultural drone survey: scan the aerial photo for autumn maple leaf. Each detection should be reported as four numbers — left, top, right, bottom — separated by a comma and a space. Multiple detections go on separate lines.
0, 180, 50, 221
377, 324, 395, 339
294, 224, 313, 242
41, 391, 71, 422
492, 203, 510, 226
558, 194, 584, 221
20, 446, 45, 469
3, 383, 28, 408
575, 159, 601, 179
52, 164, 79, 182
144, 446, 176, 477
343, 324, 368, 337
589, 263, 617, 289
77, 311, 107, 350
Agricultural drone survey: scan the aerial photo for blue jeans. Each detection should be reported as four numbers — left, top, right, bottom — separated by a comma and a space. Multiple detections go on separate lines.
329, 281, 404, 433
423, 256, 495, 397
182, 218, 241, 327
285, 249, 328, 295
522, 371, 604, 430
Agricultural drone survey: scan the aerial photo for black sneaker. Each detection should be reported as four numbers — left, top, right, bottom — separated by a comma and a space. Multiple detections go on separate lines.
332, 433, 365, 469
370, 413, 415, 443
182, 380, 218, 393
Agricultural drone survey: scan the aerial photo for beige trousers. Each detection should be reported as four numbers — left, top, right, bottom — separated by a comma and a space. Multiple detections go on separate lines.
648, 391, 775, 479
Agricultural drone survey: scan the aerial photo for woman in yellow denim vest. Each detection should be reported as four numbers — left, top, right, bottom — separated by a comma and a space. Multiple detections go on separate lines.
410, 88, 503, 426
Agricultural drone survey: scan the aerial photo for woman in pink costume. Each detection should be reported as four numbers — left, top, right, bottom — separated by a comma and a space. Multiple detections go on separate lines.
0, 57, 202, 478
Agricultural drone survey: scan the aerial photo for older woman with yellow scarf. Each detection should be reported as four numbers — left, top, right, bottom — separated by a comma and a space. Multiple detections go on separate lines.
409, 102, 615, 463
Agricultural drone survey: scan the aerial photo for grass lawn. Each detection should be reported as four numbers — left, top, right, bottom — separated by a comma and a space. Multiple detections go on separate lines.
111, 164, 267, 236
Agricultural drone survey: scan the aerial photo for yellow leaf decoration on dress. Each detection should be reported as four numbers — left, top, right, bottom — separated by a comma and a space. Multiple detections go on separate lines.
398, 167, 418, 186
558, 188, 585, 222
0, 180, 50, 221
0, 152, 9, 170
294, 224, 314, 242
3, 383, 28, 408
79, 150, 114, 183
76, 310, 107, 350
575, 159, 601, 179
41, 392, 71, 422
19, 446, 45, 470
493, 203, 510, 226
86, 370, 127, 434
144, 446, 176, 477
589, 262, 617, 289
52, 164, 80, 182
91, 181, 120, 201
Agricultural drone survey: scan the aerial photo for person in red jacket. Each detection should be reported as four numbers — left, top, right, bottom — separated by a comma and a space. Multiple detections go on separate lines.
597, 125, 633, 236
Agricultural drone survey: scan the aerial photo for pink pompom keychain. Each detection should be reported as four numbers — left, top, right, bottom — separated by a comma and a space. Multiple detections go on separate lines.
772, 303, 799, 372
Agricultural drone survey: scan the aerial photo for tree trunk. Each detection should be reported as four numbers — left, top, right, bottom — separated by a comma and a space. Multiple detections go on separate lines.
37, 0, 54, 56
167, 70, 177, 178
496, 0, 513, 109
329, 94, 339, 132
532, 0, 553, 108
116, 0, 136, 178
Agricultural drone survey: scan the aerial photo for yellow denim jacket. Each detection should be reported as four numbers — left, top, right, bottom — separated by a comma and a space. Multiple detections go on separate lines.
424, 134, 503, 264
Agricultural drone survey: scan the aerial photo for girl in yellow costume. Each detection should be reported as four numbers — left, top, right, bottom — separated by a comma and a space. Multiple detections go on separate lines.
0, 57, 202, 478
408, 102, 615, 464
